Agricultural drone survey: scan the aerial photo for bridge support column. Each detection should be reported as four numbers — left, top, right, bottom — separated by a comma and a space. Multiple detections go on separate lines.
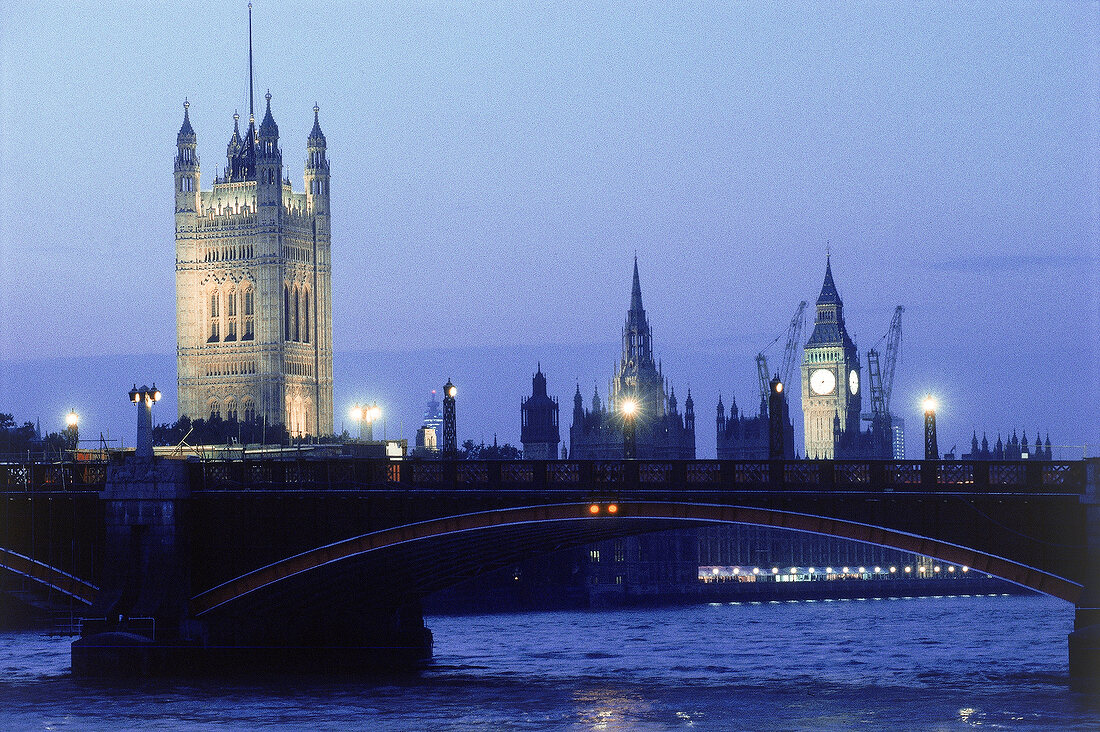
72, 457, 196, 676
1069, 458, 1100, 684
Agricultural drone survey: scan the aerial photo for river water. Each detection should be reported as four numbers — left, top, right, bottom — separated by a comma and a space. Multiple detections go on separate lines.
0, 594, 1097, 730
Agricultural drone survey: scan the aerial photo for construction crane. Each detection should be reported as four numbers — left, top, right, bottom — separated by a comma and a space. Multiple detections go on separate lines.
866, 305, 904, 421
756, 301, 808, 408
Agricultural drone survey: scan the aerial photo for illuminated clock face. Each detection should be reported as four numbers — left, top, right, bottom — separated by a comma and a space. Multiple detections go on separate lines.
849, 370, 859, 395
810, 368, 836, 395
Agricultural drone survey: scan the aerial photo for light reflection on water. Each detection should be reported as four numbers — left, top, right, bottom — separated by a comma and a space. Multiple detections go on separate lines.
0, 594, 1096, 730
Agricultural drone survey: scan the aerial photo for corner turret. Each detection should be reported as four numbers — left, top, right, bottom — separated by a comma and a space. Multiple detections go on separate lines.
174, 100, 200, 220
305, 103, 330, 216
256, 91, 282, 219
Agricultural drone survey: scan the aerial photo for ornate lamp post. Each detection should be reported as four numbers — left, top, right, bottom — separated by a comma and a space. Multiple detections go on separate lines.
129, 383, 162, 459
442, 381, 457, 458
621, 397, 638, 459
923, 395, 938, 461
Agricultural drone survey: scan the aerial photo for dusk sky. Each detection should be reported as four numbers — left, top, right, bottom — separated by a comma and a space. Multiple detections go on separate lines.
1, 2, 1096, 456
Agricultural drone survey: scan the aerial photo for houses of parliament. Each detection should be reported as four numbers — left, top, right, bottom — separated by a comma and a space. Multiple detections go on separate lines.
174, 79, 333, 436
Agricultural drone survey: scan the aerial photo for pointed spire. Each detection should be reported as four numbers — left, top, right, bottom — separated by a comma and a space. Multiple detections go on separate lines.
177, 99, 196, 142
259, 89, 278, 137
248, 2, 255, 119
630, 255, 644, 313
308, 102, 326, 145
817, 254, 840, 305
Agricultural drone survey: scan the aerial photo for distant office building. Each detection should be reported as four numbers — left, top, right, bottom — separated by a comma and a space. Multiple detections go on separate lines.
716, 392, 795, 459
415, 426, 438, 453
421, 390, 444, 450
891, 417, 905, 460
569, 258, 695, 459
520, 365, 560, 460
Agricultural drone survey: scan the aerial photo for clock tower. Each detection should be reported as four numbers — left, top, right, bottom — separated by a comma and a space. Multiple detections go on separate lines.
801, 257, 861, 458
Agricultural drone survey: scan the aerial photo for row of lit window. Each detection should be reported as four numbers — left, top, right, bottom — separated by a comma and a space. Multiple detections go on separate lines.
209, 398, 256, 423
204, 360, 257, 378
281, 244, 312, 262
806, 350, 843, 363
204, 243, 255, 262
285, 360, 314, 377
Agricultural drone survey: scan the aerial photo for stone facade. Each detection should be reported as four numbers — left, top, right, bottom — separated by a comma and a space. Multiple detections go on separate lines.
174, 94, 333, 437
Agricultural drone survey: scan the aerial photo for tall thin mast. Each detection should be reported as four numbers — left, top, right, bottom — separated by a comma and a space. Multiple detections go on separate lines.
248, 2, 254, 120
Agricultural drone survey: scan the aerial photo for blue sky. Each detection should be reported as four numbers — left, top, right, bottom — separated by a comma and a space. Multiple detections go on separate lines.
0, 2, 1096, 455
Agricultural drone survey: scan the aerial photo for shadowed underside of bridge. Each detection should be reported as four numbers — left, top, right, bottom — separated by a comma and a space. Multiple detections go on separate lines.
0, 547, 98, 605
192, 502, 1083, 621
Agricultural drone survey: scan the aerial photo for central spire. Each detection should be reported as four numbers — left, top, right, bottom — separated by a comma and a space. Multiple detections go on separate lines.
630, 255, 644, 313
248, 2, 255, 120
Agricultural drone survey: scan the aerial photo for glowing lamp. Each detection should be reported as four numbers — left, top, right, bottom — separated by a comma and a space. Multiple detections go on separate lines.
447, 385, 457, 398
349, 405, 363, 421
607, 504, 618, 514
588, 504, 600, 515
65, 411, 79, 428
621, 399, 637, 416
923, 396, 937, 413
775, 381, 783, 393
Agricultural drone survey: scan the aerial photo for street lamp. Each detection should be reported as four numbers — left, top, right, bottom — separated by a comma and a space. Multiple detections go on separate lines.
128, 383, 162, 458
923, 395, 938, 460
365, 403, 381, 441
64, 409, 79, 453
621, 398, 638, 459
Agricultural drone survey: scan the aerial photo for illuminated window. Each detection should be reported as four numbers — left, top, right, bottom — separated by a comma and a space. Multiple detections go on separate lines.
589, 549, 600, 563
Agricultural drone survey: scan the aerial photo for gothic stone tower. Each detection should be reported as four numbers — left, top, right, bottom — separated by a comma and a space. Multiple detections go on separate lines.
174, 91, 333, 437
801, 257, 861, 458
520, 364, 560, 460
569, 258, 695, 459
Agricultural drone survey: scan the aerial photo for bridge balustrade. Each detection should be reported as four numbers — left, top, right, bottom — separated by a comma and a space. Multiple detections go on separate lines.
182, 458, 1086, 496
0, 462, 107, 492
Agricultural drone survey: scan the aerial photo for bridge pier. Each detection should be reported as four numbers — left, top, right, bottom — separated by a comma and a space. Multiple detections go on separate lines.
72, 456, 197, 675
1069, 458, 1100, 685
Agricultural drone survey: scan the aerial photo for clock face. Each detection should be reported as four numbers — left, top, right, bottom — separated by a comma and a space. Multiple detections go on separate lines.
849, 370, 859, 395
810, 368, 836, 395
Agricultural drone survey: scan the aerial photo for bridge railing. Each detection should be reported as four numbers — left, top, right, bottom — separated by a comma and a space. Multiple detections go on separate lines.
0, 462, 108, 492
188, 458, 1086, 495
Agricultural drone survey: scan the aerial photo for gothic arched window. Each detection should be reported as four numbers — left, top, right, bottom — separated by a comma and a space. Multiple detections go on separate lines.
225, 290, 237, 341
209, 400, 221, 421
293, 287, 301, 342
302, 289, 310, 344
284, 285, 291, 341
242, 287, 255, 340
208, 290, 220, 342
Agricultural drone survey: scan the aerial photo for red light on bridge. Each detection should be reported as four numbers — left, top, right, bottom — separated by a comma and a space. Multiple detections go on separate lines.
588, 504, 600, 514
607, 504, 618, 514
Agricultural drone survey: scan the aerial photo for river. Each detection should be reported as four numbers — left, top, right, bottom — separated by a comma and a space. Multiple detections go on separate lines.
0, 594, 1096, 730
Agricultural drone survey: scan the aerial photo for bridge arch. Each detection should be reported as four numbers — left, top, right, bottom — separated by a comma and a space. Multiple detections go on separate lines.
191, 501, 1082, 617
0, 547, 98, 605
